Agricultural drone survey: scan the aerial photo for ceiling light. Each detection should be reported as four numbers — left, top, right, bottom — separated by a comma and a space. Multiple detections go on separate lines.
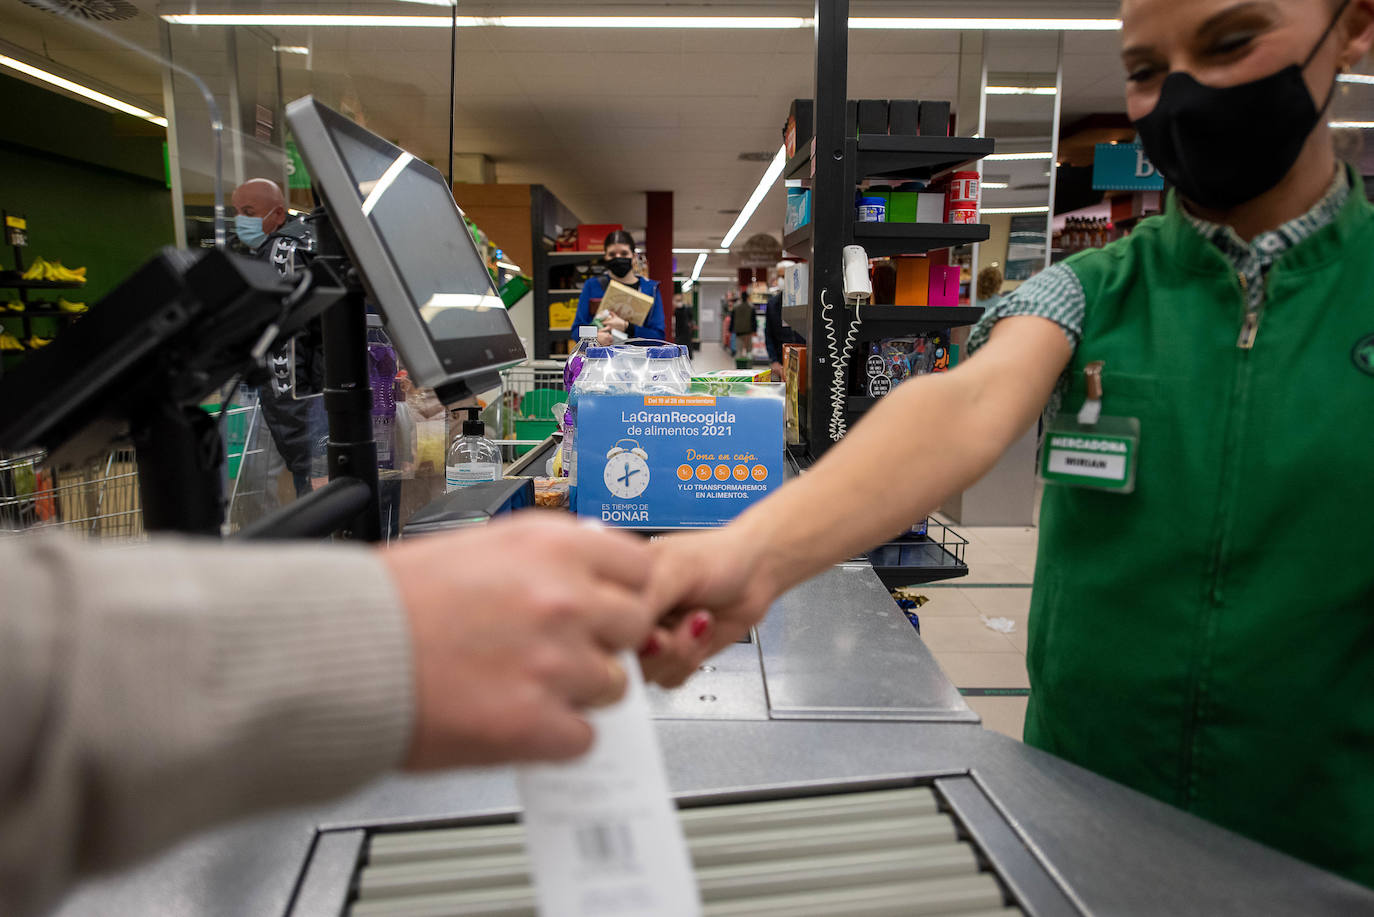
850, 18, 1120, 30
496, 261, 522, 273
985, 86, 1057, 95
720, 145, 786, 250
673, 248, 712, 254
982, 206, 1050, 214
161, 13, 1121, 31
715, 248, 730, 253
1337, 73, 1374, 84
675, 276, 733, 282
981, 182, 1009, 189
1329, 120, 1374, 128
273, 45, 310, 55
0, 53, 167, 127
689, 252, 709, 285
161, 13, 808, 28
985, 152, 1054, 161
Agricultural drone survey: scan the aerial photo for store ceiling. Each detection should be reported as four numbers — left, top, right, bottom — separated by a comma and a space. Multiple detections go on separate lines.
3, 0, 1371, 275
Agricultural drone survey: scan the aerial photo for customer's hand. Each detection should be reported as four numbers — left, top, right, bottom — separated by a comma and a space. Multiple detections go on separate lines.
638, 529, 779, 687
383, 516, 661, 768
597, 328, 614, 346
602, 313, 629, 333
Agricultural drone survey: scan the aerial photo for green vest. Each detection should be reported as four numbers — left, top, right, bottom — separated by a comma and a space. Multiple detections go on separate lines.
1026, 178, 1374, 887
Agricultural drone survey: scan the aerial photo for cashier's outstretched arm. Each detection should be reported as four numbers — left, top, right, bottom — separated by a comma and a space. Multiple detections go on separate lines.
0, 516, 659, 917
643, 316, 1072, 685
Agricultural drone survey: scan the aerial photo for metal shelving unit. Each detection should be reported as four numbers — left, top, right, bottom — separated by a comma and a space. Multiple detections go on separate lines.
527, 189, 585, 359
794, 0, 995, 461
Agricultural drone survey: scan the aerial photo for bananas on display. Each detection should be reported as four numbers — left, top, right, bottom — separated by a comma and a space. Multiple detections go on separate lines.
3, 300, 23, 313
0, 332, 24, 352
26, 335, 52, 349
57, 298, 87, 314
20, 257, 87, 284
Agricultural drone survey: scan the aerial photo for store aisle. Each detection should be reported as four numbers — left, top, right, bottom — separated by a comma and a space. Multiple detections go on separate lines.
916, 524, 1037, 743
691, 343, 738, 373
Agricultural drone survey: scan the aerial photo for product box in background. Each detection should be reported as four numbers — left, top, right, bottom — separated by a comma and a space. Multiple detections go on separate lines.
783, 344, 807, 446
857, 99, 889, 134
785, 189, 811, 233
919, 100, 951, 136
929, 266, 960, 306
783, 262, 809, 308
784, 98, 814, 159
576, 223, 622, 252
888, 99, 920, 135
895, 257, 931, 306
599, 278, 654, 325
916, 193, 946, 223
692, 368, 772, 393
576, 389, 783, 528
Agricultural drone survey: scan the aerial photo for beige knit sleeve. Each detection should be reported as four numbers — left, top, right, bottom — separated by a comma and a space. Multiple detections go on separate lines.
0, 536, 414, 917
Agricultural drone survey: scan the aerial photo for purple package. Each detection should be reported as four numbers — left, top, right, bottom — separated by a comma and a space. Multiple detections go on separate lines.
369, 342, 398, 469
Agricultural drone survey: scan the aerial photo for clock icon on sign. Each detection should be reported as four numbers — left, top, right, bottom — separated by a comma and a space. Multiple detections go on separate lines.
604, 438, 650, 499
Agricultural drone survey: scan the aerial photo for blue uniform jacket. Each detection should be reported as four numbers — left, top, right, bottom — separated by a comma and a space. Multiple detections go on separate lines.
572, 275, 667, 342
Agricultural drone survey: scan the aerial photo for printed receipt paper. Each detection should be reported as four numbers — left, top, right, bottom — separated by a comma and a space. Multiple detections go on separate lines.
516, 652, 702, 917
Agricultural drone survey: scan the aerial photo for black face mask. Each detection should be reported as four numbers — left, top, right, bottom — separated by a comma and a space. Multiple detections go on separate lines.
606, 256, 633, 278
1134, 0, 1350, 211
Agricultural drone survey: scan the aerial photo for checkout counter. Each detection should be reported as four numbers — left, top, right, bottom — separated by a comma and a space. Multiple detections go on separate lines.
52, 530, 1374, 916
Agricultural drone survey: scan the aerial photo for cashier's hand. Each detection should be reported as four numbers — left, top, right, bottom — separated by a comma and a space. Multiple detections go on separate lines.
639, 528, 777, 688
383, 516, 661, 768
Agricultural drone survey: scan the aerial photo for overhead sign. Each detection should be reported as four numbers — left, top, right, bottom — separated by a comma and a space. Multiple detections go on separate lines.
1093, 142, 1164, 191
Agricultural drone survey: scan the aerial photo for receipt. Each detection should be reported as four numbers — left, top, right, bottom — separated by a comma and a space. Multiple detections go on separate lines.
516, 651, 702, 917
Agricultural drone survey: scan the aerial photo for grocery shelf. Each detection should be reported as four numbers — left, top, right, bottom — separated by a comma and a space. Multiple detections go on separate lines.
0, 309, 84, 319
0, 272, 85, 290
547, 288, 582, 295
784, 145, 812, 181
784, 135, 995, 183
855, 135, 995, 181
780, 304, 810, 333
852, 221, 990, 257
850, 304, 983, 335
547, 328, 573, 340
544, 250, 603, 263
867, 520, 970, 587
784, 222, 989, 259
783, 224, 813, 256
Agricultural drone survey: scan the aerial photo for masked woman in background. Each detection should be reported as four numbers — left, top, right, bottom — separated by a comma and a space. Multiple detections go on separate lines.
647, 0, 1374, 889
572, 230, 666, 345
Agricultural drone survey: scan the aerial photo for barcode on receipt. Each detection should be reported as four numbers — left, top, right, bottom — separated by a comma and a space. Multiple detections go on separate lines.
574, 822, 640, 875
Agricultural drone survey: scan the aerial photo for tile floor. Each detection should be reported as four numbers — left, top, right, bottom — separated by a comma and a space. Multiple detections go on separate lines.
917, 522, 1038, 742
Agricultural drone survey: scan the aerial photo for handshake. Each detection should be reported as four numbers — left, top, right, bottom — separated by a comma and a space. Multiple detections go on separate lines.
385, 515, 778, 771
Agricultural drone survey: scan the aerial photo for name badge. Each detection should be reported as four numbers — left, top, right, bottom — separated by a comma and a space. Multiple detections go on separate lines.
1041, 360, 1139, 493
1040, 418, 1139, 493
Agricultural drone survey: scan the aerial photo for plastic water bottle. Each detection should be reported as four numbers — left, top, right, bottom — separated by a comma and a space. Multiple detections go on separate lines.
609, 345, 645, 393
569, 346, 614, 506
642, 346, 687, 394
560, 326, 598, 478
675, 345, 694, 391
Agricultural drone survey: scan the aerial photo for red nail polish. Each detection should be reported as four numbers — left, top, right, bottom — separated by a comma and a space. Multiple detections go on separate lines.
640, 634, 661, 657
690, 613, 711, 640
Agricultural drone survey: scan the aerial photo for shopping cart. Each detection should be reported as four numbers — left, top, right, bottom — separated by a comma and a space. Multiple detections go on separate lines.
0, 397, 277, 540
495, 361, 566, 459
0, 446, 144, 539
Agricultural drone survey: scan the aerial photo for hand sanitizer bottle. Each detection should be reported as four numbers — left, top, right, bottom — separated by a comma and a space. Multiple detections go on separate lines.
445, 407, 501, 491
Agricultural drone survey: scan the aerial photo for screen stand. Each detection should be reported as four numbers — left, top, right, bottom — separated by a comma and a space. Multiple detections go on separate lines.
129, 398, 227, 536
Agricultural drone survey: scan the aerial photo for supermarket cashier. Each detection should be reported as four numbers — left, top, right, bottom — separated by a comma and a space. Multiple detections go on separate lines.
645, 0, 1374, 890
572, 230, 666, 345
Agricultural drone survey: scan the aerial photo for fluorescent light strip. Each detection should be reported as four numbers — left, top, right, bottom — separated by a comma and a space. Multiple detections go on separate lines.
985, 152, 1054, 161
720, 145, 786, 250
1337, 73, 1374, 84
0, 53, 167, 127
361, 153, 413, 216
274, 45, 310, 55
673, 248, 711, 254
689, 252, 709, 284
985, 86, 1057, 95
1329, 120, 1374, 128
983, 206, 1050, 214
981, 182, 1009, 189
674, 276, 734, 282
496, 261, 522, 272
161, 13, 1121, 31
851, 17, 1120, 30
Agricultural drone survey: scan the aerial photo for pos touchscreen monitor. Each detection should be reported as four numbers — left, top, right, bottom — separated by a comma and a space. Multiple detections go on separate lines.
285, 97, 525, 398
